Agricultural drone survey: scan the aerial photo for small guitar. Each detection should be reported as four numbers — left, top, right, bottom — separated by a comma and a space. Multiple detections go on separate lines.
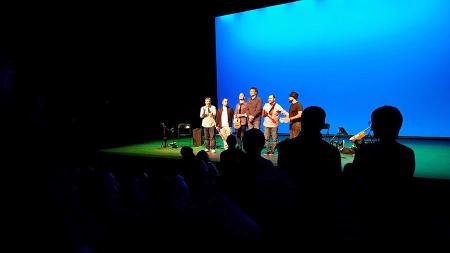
263, 109, 278, 124
234, 117, 241, 129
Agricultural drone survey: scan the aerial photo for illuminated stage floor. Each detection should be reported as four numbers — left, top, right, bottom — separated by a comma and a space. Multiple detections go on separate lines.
100, 136, 450, 180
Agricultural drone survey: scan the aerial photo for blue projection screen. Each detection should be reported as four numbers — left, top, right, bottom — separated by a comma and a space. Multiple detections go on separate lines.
215, 0, 450, 137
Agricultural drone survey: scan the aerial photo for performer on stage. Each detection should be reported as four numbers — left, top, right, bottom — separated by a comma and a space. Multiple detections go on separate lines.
234, 93, 248, 150
262, 94, 289, 155
287, 91, 303, 139
200, 97, 216, 152
216, 98, 234, 150
247, 87, 263, 129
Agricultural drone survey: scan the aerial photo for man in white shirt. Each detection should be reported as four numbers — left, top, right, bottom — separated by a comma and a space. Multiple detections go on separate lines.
200, 97, 217, 152
262, 94, 289, 155
216, 98, 234, 150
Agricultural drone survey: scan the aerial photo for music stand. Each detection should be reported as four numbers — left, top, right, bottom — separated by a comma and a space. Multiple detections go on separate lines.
161, 122, 177, 148
330, 126, 349, 150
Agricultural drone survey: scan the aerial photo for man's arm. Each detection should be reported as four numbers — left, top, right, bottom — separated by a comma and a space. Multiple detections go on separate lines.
289, 111, 302, 121
261, 103, 268, 117
254, 97, 263, 118
243, 104, 249, 117
215, 108, 220, 130
277, 105, 289, 117
200, 106, 206, 118
215, 108, 221, 125
247, 100, 255, 122
211, 106, 217, 117
247, 100, 255, 117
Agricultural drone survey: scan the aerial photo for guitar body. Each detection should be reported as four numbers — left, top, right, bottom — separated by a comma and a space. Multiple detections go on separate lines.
264, 111, 278, 124
234, 118, 241, 129
264, 107, 280, 124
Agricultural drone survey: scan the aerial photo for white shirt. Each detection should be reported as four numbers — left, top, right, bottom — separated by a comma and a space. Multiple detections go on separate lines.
200, 105, 216, 128
263, 103, 287, 128
221, 106, 229, 128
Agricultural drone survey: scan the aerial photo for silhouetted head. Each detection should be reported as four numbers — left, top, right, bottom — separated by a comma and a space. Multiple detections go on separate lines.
180, 146, 194, 160
371, 105, 403, 141
196, 150, 210, 161
243, 128, 265, 155
300, 106, 326, 133
226, 134, 237, 149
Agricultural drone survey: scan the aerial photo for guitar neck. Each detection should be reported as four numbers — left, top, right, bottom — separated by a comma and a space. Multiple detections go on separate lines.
267, 115, 278, 123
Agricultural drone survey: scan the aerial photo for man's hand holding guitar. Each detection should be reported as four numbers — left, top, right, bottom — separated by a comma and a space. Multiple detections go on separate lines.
263, 110, 279, 124
248, 115, 254, 123
234, 113, 247, 129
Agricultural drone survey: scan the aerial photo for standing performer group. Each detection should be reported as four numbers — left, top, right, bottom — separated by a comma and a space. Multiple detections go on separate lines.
200, 89, 302, 152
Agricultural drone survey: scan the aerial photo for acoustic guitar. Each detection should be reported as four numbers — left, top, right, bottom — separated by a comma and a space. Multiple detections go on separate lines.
234, 117, 241, 129
263, 109, 278, 124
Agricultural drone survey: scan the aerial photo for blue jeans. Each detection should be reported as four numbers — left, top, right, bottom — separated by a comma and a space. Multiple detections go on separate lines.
264, 126, 278, 153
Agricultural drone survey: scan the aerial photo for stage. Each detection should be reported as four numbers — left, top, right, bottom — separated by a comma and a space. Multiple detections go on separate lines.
100, 136, 450, 180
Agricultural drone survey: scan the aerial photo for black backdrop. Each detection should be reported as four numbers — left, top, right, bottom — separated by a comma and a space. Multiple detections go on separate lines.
0, 1, 297, 155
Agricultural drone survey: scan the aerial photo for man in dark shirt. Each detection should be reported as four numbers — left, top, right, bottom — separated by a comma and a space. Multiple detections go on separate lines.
287, 91, 302, 139
246, 87, 263, 130
350, 106, 415, 188
344, 105, 415, 240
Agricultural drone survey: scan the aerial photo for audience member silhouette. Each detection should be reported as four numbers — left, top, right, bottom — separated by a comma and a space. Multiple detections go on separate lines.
196, 150, 220, 177
179, 146, 204, 193
222, 128, 289, 240
343, 105, 415, 239
182, 148, 261, 241
223, 129, 272, 209
346, 105, 415, 190
277, 106, 342, 240
220, 135, 245, 179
